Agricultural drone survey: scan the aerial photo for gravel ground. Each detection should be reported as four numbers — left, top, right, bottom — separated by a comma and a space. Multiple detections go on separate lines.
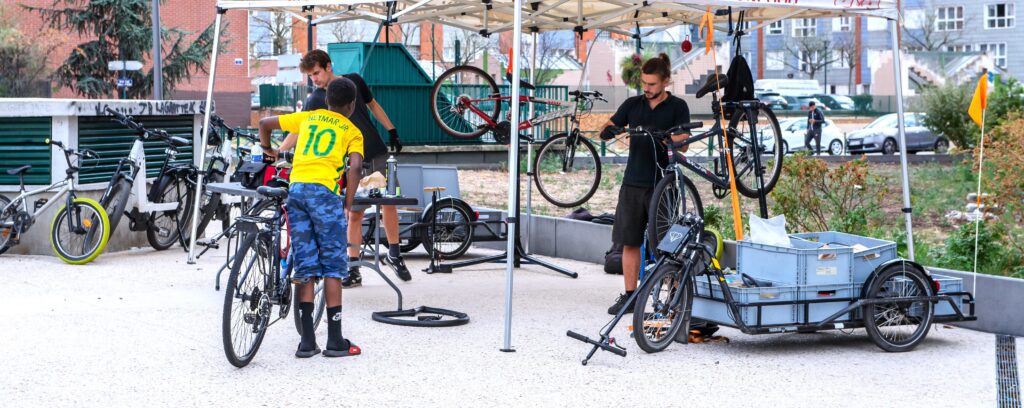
0, 246, 999, 407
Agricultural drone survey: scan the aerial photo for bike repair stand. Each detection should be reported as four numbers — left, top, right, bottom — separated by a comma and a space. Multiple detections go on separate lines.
442, 134, 578, 279
422, 187, 453, 274
357, 196, 469, 327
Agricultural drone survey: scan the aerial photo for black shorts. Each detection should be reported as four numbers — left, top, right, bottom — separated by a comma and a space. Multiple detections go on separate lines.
612, 184, 653, 247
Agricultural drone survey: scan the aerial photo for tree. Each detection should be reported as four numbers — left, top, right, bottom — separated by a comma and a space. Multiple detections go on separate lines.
28, 0, 222, 99
447, 27, 491, 66
834, 37, 859, 95
250, 11, 294, 58
917, 81, 976, 149
902, 10, 964, 52
500, 31, 573, 85
0, 3, 62, 97
783, 37, 841, 80
325, 21, 371, 45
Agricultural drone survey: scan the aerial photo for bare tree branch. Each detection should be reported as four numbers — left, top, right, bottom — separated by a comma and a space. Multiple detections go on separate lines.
783, 37, 842, 80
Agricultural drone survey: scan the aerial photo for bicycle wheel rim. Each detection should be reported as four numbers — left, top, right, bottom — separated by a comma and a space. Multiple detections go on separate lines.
728, 107, 783, 198
431, 66, 500, 139
866, 268, 933, 350
647, 173, 703, 248
534, 134, 601, 208
52, 202, 107, 261
633, 264, 689, 353
0, 195, 15, 250
149, 176, 187, 248
223, 233, 272, 367
424, 203, 472, 258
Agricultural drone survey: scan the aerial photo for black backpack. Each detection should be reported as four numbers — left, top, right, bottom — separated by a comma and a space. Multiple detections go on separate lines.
604, 242, 623, 275
723, 54, 755, 120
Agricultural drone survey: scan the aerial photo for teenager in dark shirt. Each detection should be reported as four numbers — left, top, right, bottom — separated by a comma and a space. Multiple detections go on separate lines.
290, 50, 411, 285
805, 101, 825, 155
599, 53, 692, 315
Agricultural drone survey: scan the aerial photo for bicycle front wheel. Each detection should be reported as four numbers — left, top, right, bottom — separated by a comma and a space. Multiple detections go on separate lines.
646, 171, 704, 249
420, 199, 474, 259
430, 65, 500, 139
633, 262, 692, 353
727, 106, 784, 199
180, 171, 223, 248
100, 178, 131, 234
0, 194, 15, 253
222, 231, 273, 368
148, 174, 192, 250
533, 132, 602, 208
50, 198, 110, 265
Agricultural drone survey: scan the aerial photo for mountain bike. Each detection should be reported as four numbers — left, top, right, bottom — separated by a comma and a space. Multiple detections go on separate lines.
430, 65, 606, 208
102, 108, 196, 250
0, 140, 110, 264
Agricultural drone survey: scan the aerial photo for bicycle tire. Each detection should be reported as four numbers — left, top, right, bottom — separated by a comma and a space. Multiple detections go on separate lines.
420, 199, 474, 259
147, 174, 191, 250
633, 262, 692, 353
0, 194, 15, 254
646, 171, 704, 250
178, 171, 221, 248
50, 198, 110, 265
222, 231, 272, 368
533, 131, 602, 208
430, 65, 501, 139
863, 263, 934, 352
726, 105, 783, 199
292, 272, 327, 336
100, 178, 131, 235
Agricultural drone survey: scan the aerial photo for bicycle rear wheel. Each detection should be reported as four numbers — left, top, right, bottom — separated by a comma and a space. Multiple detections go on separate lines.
50, 198, 110, 265
0, 194, 15, 253
179, 172, 223, 247
727, 106, 783, 199
646, 171, 704, 249
533, 131, 602, 208
148, 174, 192, 250
633, 262, 692, 353
100, 178, 131, 234
292, 269, 326, 336
430, 65, 501, 139
222, 231, 273, 368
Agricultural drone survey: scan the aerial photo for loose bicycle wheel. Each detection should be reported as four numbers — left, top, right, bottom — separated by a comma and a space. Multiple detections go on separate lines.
646, 171, 704, 249
633, 262, 692, 353
148, 174, 192, 250
533, 131, 602, 208
222, 231, 273, 367
863, 263, 934, 352
430, 65, 501, 139
50, 198, 110, 265
0, 194, 15, 254
420, 199, 474, 259
726, 105, 784, 199
100, 178, 131, 234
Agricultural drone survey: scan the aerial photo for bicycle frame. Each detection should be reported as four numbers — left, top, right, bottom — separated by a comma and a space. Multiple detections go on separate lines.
461, 94, 581, 134
1, 180, 74, 230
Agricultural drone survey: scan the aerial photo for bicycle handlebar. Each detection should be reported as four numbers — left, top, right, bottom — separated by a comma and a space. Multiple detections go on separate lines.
105, 107, 192, 147
569, 90, 606, 102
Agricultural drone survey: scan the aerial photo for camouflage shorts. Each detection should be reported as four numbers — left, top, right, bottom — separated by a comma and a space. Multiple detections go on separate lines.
286, 182, 349, 283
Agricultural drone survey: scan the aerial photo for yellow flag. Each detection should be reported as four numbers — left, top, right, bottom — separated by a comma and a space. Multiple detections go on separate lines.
968, 74, 988, 126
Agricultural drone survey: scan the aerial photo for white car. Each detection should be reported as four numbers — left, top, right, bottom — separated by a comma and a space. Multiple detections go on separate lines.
775, 117, 847, 155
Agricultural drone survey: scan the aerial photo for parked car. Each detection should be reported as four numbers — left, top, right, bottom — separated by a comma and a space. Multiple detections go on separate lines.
773, 117, 846, 155
846, 113, 949, 155
756, 92, 789, 110
813, 94, 856, 111
783, 95, 830, 111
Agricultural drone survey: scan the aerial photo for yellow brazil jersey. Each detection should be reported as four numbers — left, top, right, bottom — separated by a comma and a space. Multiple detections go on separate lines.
278, 109, 364, 193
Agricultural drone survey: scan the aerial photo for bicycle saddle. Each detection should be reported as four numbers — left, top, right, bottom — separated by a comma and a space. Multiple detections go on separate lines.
695, 75, 729, 99
6, 165, 31, 175
256, 186, 289, 199
505, 73, 536, 91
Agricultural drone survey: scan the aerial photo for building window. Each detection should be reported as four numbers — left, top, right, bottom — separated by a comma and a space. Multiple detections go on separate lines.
793, 18, 816, 37
936, 6, 964, 31
798, 50, 820, 72
833, 17, 852, 32
979, 43, 1008, 67
986, 4, 1015, 29
945, 44, 973, 53
766, 51, 785, 70
767, 21, 783, 35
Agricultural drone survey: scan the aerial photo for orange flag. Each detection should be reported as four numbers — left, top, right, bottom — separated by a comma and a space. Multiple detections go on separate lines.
968, 73, 989, 126
698, 8, 715, 55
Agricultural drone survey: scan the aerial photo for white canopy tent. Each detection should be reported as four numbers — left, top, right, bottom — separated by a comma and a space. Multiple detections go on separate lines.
187, 0, 913, 351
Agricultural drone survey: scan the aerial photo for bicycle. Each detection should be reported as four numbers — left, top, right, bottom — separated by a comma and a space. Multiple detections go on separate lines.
430, 65, 607, 208
611, 76, 784, 248
0, 140, 111, 264
101, 108, 197, 250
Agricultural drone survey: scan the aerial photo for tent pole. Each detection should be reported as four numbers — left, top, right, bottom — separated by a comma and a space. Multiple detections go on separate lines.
502, 0, 524, 353
889, 19, 915, 260
525, 30, 537, 255
187, 10, 224, 264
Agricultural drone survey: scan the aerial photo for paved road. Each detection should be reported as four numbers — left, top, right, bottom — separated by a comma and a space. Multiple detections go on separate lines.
0, 247, 1000, 406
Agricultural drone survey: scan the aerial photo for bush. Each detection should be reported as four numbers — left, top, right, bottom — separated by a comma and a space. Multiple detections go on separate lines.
619, 53, 646, 91
986, 76, 1024, 130
928, 222, 1020, 276
983, 114, 1024, 259
918, 82, 978, 149
851, 94, 873, 113
770, 154, 889, 235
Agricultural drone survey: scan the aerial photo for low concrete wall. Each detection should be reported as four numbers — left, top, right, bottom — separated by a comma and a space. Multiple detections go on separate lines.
474, 212, 1024, 336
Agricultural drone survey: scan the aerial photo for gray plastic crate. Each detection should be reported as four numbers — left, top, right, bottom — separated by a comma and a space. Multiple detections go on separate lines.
693, 278, 799, 326
932, 274, 964, 316
395, 164, 460, 209
796, 283, 858, 324
791, 231, 897, 284
737, 238, 854, 285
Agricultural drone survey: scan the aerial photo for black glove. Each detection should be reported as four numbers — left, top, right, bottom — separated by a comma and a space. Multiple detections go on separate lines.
599, 126, 619, 141
388, 128, 402, 153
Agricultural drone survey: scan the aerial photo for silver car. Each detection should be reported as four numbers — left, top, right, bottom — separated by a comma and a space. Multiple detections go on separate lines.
846, 113, 949, 155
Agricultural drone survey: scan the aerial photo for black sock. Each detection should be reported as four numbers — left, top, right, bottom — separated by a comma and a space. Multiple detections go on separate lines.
388, 244, 401, 258
298, 302, 317, 351
349, 257, 360, 272
625, 290, 634, 299
326, 306, 346, 350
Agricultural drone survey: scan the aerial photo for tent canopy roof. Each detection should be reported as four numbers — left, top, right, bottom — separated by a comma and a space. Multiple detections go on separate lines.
222, 0, 897, 37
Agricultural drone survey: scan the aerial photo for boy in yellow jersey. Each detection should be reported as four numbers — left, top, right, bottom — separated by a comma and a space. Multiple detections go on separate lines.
258, 77, 364, 358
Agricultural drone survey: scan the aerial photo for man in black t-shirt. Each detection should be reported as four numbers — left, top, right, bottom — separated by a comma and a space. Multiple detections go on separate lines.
281, 49, 410, 286
599, 54, 691, 315
805, 101, 825, 155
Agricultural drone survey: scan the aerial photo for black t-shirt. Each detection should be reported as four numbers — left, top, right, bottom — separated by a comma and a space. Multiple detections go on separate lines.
609, 94, 691, 188
304, 73, 388, 160
808, 107, 825, 130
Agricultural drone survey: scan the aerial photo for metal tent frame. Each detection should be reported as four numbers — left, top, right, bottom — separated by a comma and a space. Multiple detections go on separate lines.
187, 0, 912, 353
